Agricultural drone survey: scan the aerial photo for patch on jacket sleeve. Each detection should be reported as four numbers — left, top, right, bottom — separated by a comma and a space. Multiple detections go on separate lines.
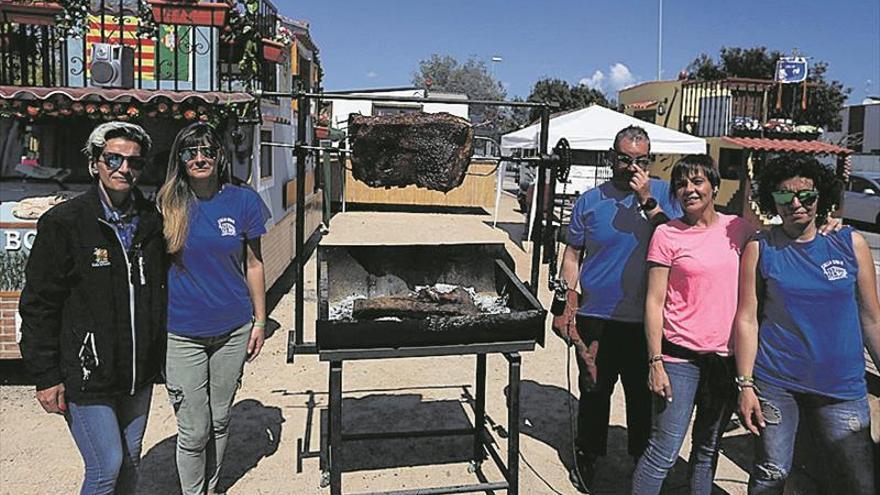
91, 247, 111, 267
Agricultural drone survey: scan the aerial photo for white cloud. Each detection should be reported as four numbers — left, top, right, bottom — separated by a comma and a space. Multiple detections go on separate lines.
579, 63, 638, 95
579, 70, 605, 90
366, 70, 378, 79
608, 63, 636, 91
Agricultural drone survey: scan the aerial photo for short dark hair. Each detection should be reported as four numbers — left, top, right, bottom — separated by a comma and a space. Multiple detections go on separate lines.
670, 154, 720, 192
612, 125, 650, 154
756, 154, 842, 218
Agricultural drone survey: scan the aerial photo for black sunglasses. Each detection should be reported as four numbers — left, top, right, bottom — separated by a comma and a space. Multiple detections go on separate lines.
615, 152, 651, 169
100, 152, 147, 171
179, 146, 218, 163
771, 189, 819, 206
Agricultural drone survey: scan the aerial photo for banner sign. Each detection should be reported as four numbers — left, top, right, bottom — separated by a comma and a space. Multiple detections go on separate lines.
86, 15, 192, 82
775, 57, 808, 84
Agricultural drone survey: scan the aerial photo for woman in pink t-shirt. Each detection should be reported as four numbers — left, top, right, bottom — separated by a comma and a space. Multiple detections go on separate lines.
631, 155, 754, 495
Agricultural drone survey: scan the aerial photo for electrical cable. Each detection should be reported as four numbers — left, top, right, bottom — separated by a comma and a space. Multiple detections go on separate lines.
554, 189, 589, 494
566, 339, 589, 493
513, 343, 580, 495
518, 450, 566, 495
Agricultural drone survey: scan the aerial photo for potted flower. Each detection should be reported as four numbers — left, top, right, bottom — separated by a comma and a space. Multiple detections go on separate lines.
0, 1, 63, 26
261, 37, 285, 63
148, 0, 230, 27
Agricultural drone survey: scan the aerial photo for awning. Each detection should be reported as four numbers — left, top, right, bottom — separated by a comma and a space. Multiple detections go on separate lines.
721, 136, 851, 155
625, 100, 658, 110
0, 86, 253, 105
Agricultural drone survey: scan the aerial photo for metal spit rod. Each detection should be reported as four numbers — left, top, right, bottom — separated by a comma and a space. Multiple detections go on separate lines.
259, 90, 558, 109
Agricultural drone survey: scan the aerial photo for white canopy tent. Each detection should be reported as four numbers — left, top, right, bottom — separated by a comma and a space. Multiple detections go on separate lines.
493, 105, 707, 230
500, 104, 707, 155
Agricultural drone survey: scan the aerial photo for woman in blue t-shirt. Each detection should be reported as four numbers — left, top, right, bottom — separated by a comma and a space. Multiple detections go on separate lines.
157, 123, 270, 495
734, 155, 880, 495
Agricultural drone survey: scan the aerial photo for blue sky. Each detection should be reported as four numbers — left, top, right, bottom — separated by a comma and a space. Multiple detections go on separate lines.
277, 0, 879, 105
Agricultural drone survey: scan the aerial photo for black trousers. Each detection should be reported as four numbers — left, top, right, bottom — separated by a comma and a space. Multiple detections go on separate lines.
574, 316, 651, 457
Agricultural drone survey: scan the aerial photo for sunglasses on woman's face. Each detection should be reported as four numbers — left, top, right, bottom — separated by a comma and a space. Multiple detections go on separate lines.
771, 189, 819, 207
100, 152, 147, 171
179, 146, 218, 163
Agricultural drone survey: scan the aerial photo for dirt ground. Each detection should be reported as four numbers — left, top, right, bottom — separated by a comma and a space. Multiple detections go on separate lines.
0, 192, 872, 494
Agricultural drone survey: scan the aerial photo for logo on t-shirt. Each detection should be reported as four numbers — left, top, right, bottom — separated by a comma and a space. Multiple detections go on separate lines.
821, 259, 847, 281
217, 217, 237, 237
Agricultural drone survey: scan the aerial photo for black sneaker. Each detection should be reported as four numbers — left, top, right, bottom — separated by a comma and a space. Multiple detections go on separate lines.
569, 450, 597, 494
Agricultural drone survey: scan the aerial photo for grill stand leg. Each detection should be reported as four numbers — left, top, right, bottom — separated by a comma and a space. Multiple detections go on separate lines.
329, 361, 343, 495
506, 352, 521, 495
472, 354, 487, 467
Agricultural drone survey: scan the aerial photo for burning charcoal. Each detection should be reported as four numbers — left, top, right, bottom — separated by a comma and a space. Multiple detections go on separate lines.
352, 295, 480, 320
348, 112, 474, 192
415, 286, 473, 306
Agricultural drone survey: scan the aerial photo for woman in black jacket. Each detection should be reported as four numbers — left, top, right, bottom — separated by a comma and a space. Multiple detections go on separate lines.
19, 121, 167, 495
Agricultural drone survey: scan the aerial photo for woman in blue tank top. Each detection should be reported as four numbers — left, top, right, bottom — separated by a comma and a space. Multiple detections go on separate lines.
733, 155, 880, 495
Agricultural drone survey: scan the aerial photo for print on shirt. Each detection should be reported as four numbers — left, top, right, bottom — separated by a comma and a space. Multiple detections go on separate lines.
821, 259, 847, 281
91, 248, 111, 267
217, 217, 237, 237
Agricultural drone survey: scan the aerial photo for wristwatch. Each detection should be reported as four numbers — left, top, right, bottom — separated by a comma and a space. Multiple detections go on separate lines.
639, 197, 658, 211
735, 375, 755, 392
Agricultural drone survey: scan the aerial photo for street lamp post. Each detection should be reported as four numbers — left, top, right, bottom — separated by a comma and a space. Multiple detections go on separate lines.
491, 55, 503, 81
657, 0, 663, 80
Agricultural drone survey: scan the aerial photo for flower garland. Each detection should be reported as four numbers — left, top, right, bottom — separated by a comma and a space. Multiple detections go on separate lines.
55, 0, 91, 38
136, 1, 159, 39
220, 0, 262, 90
274, 23, 294, 45
0, 97, 250, 128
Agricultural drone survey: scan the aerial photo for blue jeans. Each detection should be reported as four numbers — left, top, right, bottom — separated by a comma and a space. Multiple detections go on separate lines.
631, 360, 735, 495
166, 322, 251, 495
749, 379, 876, 495
66, 385, 153, 495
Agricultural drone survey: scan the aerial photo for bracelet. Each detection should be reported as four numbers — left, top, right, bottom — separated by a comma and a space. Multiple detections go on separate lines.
253, 320, 266, 328
734, 375, 754, 386
648, 354, 663, 365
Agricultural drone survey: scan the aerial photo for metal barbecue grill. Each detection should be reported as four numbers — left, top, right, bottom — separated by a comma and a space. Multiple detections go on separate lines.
261, 88, 561, 495
307, 242, 544, 495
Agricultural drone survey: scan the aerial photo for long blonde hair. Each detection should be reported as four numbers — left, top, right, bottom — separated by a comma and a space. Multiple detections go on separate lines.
157, 123, 230, 255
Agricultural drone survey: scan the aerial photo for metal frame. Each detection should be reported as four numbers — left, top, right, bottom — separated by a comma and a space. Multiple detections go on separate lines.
260, 88, 555, 494
299, 345, 529, 495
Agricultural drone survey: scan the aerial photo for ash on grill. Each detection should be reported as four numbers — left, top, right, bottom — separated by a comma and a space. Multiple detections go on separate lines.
329, 283, 510, 321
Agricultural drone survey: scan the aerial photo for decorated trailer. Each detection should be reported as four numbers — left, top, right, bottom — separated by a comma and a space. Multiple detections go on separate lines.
0, 0, 324, 358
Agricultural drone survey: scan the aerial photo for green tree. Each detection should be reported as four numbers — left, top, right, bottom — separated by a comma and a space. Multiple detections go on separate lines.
412, 54, 508, 134
497, 96, 532, 134
686, 46, 850, 129
523, 78, 610, 123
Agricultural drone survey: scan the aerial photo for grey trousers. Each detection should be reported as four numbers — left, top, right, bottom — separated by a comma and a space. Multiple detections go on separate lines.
165, 321, 251, 495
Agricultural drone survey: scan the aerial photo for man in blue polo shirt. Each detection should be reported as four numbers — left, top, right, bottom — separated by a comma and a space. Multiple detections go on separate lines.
552, 125, 681, 492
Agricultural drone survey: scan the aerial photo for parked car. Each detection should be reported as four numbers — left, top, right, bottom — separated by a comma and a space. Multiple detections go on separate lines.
844, 171, 880, 229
